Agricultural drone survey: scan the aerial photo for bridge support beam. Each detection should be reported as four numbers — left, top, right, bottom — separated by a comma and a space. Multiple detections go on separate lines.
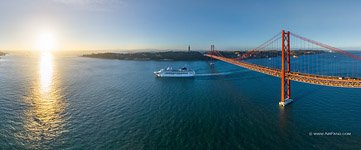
279, 30, 293, 106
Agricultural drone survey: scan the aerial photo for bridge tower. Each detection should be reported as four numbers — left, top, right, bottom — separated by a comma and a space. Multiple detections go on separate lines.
279, 30, 293, 106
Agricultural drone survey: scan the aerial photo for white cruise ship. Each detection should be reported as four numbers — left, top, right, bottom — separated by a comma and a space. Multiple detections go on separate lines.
154, 67, 195, 77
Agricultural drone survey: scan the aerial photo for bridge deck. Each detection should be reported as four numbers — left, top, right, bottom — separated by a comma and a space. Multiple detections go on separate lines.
205, 54, 361, 88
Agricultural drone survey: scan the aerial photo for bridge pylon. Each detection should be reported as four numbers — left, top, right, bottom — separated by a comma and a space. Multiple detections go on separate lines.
279, 30, 293, 106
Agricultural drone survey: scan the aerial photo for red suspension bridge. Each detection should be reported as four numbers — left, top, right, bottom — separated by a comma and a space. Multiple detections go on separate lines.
205, 30, 361, 106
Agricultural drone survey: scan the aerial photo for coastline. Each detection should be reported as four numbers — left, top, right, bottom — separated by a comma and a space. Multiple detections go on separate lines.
82, 50, 325, 61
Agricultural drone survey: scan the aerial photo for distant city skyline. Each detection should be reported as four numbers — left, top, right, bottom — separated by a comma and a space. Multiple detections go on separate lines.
1, 0, 361, 51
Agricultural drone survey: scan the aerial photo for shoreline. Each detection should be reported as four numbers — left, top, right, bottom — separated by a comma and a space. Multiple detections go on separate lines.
82, 50, 325, 61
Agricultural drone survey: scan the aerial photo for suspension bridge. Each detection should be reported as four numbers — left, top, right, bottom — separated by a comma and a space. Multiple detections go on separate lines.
205, 30, 361, 106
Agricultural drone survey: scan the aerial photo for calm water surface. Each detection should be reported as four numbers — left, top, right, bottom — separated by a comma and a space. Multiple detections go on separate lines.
0, 52, 361, 149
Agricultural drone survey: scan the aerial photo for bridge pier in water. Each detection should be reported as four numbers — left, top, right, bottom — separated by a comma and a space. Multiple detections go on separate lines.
279, 30, 293, 106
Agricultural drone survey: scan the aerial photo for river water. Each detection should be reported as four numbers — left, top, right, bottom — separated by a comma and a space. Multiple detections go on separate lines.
0, 52, 360, 149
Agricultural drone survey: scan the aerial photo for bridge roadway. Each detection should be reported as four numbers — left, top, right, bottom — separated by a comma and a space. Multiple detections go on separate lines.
205, 54, 361, 88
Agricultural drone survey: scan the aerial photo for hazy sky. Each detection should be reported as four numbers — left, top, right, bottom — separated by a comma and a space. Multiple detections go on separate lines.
1, 0, 361, 51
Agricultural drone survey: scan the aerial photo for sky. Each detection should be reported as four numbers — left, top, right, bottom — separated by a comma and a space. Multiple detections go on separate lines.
0, 0, 361, 51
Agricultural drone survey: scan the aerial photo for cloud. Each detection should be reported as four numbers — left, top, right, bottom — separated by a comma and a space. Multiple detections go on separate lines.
52, 0, 126, 11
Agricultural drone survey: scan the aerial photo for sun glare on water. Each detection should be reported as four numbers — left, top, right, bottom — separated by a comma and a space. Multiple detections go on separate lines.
36, 31, 56, 91
16, 34, 66, 145
39, 52, 53, 93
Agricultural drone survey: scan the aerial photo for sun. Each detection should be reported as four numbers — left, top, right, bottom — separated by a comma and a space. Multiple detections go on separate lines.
36, 31, 56, 52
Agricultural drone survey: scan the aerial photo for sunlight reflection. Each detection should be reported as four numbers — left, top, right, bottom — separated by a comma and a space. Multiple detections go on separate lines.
39, 52, 53, 93
278, 105, 289, 130
17, 52, 67, 148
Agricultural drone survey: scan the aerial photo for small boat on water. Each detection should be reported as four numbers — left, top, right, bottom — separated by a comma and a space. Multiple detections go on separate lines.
154, 67, 195, 77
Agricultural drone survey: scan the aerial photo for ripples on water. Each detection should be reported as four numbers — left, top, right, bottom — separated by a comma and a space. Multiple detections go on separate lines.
0, 52, 361, 149
0, 52, 68, 149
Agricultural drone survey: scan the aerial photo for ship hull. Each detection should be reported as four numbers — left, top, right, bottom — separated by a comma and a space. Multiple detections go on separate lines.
155, 73, 195, 77
154, 71, 195, 78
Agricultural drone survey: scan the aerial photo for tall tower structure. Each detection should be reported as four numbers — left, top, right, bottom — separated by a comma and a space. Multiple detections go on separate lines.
279, 30, 293, 106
